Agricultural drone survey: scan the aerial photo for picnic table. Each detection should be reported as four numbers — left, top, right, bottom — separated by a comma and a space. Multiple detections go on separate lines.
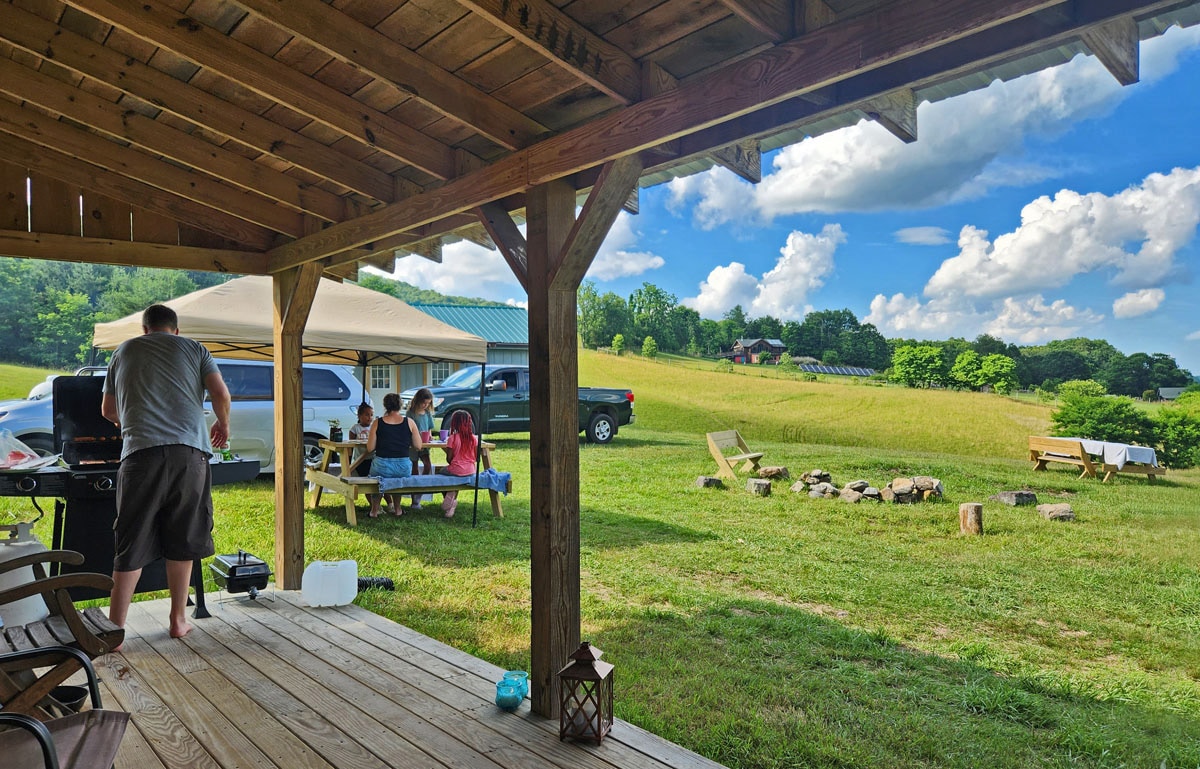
305, 437, 508, 525
1057, 437, 1166, 482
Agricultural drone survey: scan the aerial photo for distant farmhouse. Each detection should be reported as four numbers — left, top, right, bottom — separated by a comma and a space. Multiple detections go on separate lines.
725, 338, 787, 364
1158, 387, 1186, 401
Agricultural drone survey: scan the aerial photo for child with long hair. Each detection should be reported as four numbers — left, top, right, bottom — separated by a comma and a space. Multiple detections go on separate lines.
438, 409, 478, 518
405, 388, 435, 514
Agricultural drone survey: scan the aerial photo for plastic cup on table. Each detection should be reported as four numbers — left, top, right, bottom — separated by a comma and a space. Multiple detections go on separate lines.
420, 431, 432, 444
439, 429, 449, 441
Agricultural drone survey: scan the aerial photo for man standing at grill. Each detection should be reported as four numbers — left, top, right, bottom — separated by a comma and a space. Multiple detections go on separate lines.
101, 303, 231, 642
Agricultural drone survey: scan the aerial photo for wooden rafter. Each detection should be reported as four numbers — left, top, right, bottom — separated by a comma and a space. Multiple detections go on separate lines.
458, 0, 642, 103
550, 155, 643, 290
0, 100, 305, 237
0, 58, 346, 224
719, 0, 795, 42
228, 0, 547, 151
0, 2, 396, 202
1082, 17, 1140, 85
62, 0, 458, 180
0, 132, 278, 249
477, 202, 529, 292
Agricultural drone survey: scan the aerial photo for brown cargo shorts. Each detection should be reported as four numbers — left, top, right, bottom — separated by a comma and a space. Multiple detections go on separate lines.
114, 445, 215, 571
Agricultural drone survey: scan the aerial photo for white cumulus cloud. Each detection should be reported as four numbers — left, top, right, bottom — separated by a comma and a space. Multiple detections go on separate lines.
866, 292, 1103, 344
386, 240, 524, 305
683, 224, 844, 319
983, 295, 1104, 343
587, 212, 666, 280
1112, 288, 1166, 318
924, 167, 1200, 300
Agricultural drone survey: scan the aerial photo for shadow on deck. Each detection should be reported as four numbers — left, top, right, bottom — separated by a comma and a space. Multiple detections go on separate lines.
94, 590, 726, 769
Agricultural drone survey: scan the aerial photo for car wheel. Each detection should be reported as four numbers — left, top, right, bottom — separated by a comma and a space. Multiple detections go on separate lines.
586, 412, 616, 444
21, 434, 55, 457
303, 435, 324, 467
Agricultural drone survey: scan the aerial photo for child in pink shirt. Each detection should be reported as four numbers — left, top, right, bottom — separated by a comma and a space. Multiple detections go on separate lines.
439, 410, 478, 518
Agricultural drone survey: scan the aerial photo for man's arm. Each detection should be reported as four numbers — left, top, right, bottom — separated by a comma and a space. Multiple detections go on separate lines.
204, 370, 232, 448
101, 391, 119, 426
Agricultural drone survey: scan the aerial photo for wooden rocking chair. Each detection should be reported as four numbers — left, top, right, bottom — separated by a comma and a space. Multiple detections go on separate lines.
0, 549, 124, 721
0, 646, 130, 769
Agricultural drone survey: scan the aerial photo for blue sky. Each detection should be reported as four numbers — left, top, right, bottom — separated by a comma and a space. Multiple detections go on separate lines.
383, 25, 1200, 375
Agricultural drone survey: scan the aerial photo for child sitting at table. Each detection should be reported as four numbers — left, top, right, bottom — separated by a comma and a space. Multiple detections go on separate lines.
405, 388, 436, 514
349, 402, 387, 517
439, 409, 478, 519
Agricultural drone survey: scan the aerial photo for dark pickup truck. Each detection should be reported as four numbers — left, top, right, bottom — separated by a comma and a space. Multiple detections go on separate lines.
402, 365, 635, 443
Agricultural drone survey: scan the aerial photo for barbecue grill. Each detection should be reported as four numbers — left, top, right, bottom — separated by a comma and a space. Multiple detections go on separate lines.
210, 550, 272, 600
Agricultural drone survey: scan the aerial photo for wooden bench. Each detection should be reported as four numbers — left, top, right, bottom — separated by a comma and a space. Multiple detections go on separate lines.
706, 430, 764, 480
306, 440, 507, 525
1100, 462, 1166, 483
1028, 436, 1098, 479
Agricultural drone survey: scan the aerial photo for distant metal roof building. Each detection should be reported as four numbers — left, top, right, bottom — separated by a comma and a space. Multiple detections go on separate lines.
410, 304, 529, 365
410, 304, 528, 346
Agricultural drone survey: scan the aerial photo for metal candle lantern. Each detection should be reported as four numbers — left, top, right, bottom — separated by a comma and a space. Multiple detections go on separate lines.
557, 641, 614, 744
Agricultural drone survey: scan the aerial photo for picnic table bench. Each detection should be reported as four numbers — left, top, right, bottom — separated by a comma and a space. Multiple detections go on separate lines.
306, 438, 508, 525
1029, 436, 1166, 482
1028, 436, 1098, 479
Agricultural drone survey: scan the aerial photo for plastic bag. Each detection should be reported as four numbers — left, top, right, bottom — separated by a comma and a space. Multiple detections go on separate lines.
0, 430, 42, 469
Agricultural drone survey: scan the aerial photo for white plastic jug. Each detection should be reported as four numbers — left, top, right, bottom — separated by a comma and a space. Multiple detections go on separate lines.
0, 523, 51, 627
301, 560, 358, 607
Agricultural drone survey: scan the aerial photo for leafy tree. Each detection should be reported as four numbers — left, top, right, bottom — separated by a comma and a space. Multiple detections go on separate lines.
357, 273, 504, 306
642, 336, 658, 359
629, 283, 679, 350
776, 355, 797, 375
1155, 409, 1200, 468
611, 333, 625, 356
745, 314, 782, 341
891, 345, 946, 388
979, 354, 1018, 394
796, 309, 858, 358
33, 290, 95, 368
1100, 353, 1152, 397
1051, 396, 1155, 445
1057, 379, 1107, 399
578, 281, 632, 349
822, 349, 841, 365
950, 350, 982, 389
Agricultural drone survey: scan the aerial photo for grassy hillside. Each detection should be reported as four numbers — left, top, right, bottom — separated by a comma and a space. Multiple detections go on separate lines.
4, 353, 1196, 769
581, 352, 1054, 457
0, 362, 66, 401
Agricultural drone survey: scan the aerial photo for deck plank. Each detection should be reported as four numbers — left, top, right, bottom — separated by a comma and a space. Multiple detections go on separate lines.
94, 591, 728, 769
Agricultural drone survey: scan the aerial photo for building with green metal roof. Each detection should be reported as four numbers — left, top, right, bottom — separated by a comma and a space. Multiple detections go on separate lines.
410, 304, 529, 366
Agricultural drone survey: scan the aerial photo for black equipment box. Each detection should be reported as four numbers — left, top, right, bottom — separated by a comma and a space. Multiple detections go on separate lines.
210, 550, 272, 597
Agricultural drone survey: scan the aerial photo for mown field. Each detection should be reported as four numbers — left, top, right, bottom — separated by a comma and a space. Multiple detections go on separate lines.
3, 352, 1198, 768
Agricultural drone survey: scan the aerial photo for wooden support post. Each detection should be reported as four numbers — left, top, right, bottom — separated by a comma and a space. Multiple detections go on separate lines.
526, 178, 579, 717
272, 256, 322, 589
523, 157, 642, 717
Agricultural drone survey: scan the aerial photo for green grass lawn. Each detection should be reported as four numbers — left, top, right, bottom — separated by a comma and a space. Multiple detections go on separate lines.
4, 351, 1197, 768
0, 362, 65, 400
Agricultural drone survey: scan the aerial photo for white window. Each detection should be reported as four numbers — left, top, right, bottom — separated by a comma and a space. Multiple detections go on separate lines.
370, 365, 391, 390
430, 361, 451, 385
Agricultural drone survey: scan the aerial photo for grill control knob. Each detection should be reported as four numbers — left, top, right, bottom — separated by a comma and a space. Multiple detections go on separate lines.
16, 477, 37, 493
93, 476, 115, 492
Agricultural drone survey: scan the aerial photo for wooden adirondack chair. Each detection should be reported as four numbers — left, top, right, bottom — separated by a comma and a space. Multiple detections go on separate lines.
706, 430, 765, 480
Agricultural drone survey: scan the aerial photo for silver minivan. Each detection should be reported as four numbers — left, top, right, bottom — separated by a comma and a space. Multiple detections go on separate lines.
0, 359, 366, 473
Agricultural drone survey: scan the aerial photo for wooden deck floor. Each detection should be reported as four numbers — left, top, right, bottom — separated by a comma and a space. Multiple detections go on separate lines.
91, 590, 726, 769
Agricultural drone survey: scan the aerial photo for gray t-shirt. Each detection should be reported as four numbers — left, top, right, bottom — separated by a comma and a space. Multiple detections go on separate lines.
104, 332, 220, 460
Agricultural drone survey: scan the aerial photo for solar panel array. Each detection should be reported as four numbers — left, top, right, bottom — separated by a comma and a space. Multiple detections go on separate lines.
798, 364, 876, 377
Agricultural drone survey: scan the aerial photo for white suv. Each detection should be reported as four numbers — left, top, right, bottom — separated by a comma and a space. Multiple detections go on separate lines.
0, 359, 365, 473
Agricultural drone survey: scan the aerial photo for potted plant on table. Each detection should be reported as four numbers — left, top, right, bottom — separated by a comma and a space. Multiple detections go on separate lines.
328, 419, 343, 442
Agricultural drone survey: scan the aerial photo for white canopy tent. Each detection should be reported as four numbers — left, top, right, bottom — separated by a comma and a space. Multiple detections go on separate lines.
92, 275, 488, 366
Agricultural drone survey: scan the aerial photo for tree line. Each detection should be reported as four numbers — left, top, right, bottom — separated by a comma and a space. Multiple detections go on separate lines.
578, 280, 1195, 397
1, 260, 1193, 400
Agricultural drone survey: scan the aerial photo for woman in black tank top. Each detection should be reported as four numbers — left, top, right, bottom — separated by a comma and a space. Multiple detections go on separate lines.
367, 393, 423, 516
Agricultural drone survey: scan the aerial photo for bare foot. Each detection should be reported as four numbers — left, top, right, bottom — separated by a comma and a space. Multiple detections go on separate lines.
169, 621, 193, 639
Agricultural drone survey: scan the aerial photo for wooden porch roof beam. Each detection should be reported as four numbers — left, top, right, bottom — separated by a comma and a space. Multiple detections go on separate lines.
267, 0, 1069, 271
0, 2, 396, 202
63, 0, 457, 180
0, 229, 266, 274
